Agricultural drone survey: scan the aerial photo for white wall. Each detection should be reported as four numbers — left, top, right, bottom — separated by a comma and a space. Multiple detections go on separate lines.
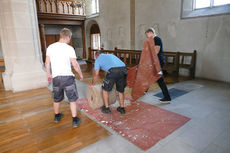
135, 0, 230, 82
85, 0, 131, 51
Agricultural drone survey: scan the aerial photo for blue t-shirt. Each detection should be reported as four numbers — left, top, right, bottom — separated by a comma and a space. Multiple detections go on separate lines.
94, 54, 125, 72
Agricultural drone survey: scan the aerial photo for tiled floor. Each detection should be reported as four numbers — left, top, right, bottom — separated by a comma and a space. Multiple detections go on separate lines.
76, 79, 230, 153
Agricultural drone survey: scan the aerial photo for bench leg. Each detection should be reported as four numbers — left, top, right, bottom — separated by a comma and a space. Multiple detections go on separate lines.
86, 62, 93, 72
174, 70, 179, 82
189, 68, 195, 79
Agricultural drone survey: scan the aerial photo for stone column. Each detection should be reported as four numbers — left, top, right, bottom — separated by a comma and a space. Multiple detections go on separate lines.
130, 0, 135, 50
0, 0, 48, 92
39, 24, 47, 63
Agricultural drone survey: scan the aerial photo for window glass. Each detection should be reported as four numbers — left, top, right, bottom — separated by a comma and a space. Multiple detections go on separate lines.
195, 0, 211, 9
214, 0, 230, 6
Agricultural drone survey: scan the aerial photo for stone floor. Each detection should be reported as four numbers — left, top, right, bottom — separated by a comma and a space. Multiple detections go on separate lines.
75, 79, 230, 153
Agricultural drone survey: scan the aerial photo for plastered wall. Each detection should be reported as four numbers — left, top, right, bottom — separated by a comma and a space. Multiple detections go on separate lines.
85, 0, 131, 51
135, 0, 230, 82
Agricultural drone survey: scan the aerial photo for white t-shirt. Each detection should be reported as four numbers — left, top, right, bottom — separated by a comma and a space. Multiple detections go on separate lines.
46, 42, 76, 78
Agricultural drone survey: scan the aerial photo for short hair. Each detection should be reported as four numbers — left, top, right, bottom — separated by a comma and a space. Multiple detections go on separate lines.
60, 28, 72, 39
95, 50, 102, 56
145, 27, 156, 34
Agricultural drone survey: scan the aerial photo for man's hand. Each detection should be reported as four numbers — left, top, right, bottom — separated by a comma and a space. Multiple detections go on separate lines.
47, 74, 52, 83
79, 74, 84, 81
88, 84, 94, 87
45, 56, 52, 83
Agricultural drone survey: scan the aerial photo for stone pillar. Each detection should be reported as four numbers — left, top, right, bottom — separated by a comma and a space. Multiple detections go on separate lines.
39, 24, 47, 63
130, 0, 135, 50
0, 0, 48, 92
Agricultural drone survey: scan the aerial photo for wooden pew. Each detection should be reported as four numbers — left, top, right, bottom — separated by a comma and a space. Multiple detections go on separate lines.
86, 48, 197, 81
163, 52, 180, 81
0, 58, 5, 70
163, 50, 197, 81
114, 47, 141, 67
86, 47, 142, 69
179, 50, 197, 79
85, 47, 96, 71
0, 58, 5, 86
101, 48, 140, 68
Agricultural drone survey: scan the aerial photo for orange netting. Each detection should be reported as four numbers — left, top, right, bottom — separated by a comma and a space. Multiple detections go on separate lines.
127, 37, 162, 101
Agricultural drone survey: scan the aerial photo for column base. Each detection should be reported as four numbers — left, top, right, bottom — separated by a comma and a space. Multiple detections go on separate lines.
3, 69, 48, 92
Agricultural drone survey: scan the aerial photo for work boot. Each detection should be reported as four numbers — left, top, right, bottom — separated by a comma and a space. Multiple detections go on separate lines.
73, 117, 81, 128
159, 97, 171, 104
54, 113, 64, 123
101, 106, 111, 114
117, 107, 126, 114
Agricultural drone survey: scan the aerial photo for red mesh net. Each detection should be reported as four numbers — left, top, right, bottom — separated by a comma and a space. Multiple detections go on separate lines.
127, 37, 162, 101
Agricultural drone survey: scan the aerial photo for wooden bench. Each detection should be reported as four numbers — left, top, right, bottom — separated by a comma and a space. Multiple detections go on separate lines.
0, 59, 5, 85
163, 50, 197, 81
179, 50, 197, 79
163, 51, 180, 81
86, 48, 197, 81
114, 47, 141, 67
86, 47, 142, 69
0, 58, 5, 71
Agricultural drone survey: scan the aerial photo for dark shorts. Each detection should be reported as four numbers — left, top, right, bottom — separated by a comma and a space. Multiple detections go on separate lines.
102, 67, 128, 93
52, 76, 78, 103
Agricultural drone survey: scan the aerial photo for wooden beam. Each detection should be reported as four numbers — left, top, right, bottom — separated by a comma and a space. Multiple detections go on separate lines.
82, 21, 86, 59
38, 19, 83, 25
38, 13, 86, 21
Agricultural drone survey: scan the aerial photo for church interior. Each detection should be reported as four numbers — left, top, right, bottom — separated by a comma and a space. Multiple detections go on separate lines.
0, 0, 230, 152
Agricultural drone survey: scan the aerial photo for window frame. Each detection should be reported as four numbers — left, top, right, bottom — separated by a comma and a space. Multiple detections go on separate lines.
91, 0, 99, 14
181, 0, 230, 19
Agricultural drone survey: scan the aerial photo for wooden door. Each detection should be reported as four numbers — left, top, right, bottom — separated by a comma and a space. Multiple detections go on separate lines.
45, 35, 73, 47
46, 35, 59, 47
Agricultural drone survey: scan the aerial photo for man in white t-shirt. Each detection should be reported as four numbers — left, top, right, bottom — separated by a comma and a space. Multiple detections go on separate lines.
45, 28, 83, 128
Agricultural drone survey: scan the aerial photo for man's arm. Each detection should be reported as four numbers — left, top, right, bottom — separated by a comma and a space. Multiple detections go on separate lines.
153, 36, 161, 54
45, 56, 52, 82
91, 69, 99, 86
155, 46, 160, 54
70, 58, 83, 80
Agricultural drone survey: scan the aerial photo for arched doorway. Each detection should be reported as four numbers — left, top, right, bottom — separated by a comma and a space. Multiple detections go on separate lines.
90, 24, 101, 50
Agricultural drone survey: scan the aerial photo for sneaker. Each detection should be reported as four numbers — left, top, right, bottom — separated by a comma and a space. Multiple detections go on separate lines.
117, 107, 126, 114
54, 113, 64, 123
159, 97, 171, 104
101, 106, 111, 114
73, 117, 81, 128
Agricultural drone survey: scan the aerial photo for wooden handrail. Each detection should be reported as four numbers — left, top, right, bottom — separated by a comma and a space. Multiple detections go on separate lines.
87, 48, 196, 79
87, 48, 141, 67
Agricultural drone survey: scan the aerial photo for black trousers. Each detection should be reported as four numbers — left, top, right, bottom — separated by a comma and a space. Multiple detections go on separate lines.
157, 77, 170, 99
157, 65, 171, 99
